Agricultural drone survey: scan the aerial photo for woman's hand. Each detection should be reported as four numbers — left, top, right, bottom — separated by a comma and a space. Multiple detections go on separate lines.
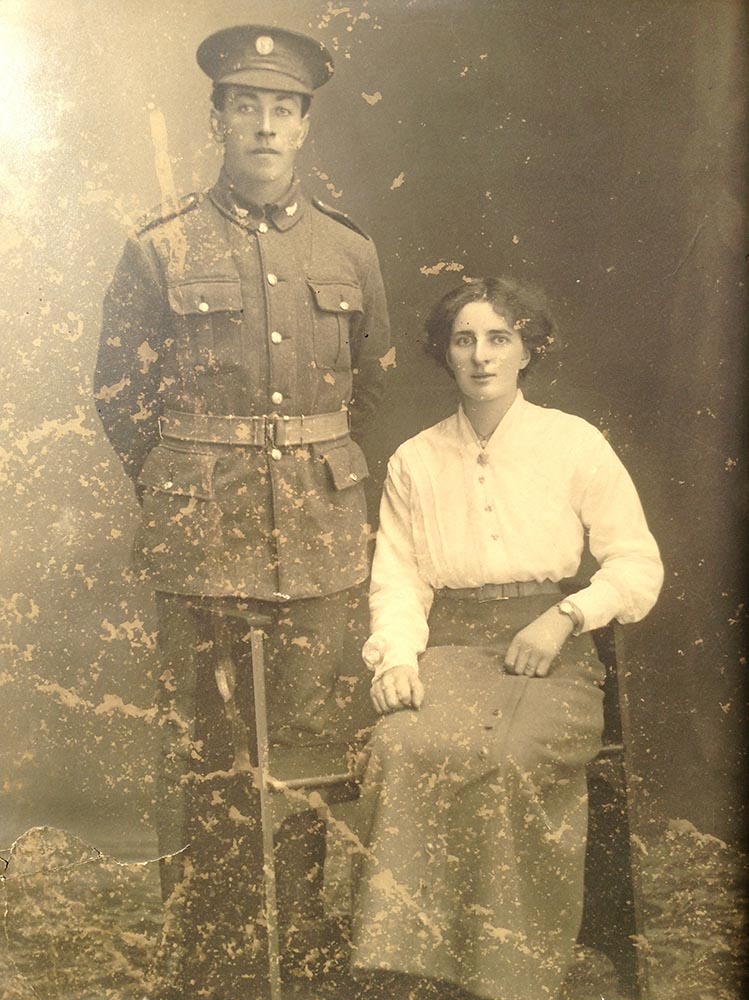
370, 665, 425, 715
504, 606, 574, 677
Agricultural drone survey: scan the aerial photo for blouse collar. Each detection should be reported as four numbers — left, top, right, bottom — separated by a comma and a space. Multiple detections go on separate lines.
457, 389, 526, 454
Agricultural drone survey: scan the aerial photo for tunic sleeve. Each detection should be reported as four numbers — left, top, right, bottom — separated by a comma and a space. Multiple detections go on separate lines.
568, 431, 664, 632
94, 237, 168, 482
365, 452, 434, 678
348, 239, 391, 440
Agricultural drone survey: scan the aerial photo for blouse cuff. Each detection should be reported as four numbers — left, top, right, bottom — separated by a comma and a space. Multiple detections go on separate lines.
567, 579, 626, 633
362, 633, 420, 681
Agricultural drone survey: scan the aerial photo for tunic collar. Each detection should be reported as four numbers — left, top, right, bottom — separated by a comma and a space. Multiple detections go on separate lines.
457, 389, 526, 455
208, 169, 306, 231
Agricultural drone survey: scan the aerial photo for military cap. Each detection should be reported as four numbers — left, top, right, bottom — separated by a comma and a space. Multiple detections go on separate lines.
196, 24, 334, 95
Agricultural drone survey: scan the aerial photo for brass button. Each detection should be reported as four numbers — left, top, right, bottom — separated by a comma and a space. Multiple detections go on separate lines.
258, 222, 269, 234
271, 391, 283, 405
270, 331, 283, 345
339, 300, 349, 311
198, 301, 210, 313
163, 480, 174, 489
270, 448, 282, 461
267, 273, 278, 286
349, 472, 358, 482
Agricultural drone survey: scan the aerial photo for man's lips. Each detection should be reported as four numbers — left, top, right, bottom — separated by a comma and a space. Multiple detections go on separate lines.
250, 147, 281, 155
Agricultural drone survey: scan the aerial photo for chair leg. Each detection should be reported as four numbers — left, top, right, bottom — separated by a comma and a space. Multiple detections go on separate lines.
581, 759, 650, 999
249, 626, 284, 1000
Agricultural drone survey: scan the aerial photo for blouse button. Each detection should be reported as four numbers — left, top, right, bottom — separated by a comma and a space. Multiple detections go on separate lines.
478, 477, 485, 484
477, 453, 489, 466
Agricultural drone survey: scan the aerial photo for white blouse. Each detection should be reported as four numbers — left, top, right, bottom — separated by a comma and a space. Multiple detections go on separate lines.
366, 391, 663, 677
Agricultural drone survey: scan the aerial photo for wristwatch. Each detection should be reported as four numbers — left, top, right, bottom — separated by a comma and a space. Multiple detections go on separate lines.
557, 599, 584, 636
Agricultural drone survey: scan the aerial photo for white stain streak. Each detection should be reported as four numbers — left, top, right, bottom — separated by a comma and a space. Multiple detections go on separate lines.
419, 261, 465, 277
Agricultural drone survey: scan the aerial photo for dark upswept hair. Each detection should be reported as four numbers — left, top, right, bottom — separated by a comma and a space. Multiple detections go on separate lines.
210, 83, 312, 118
424, 275, 560, 377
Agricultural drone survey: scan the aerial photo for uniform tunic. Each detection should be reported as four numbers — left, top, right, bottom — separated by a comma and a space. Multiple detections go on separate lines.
352, 395, 662, 1000
95, 170, 390, 600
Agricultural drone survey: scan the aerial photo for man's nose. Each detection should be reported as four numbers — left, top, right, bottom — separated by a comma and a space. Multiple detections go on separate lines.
256, 110, 275, 136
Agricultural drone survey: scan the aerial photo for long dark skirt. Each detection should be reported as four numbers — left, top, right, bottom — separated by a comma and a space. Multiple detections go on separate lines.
351, 593, 605, 1000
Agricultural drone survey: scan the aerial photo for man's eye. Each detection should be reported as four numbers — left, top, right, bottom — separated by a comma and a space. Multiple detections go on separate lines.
276, 107, 292, 116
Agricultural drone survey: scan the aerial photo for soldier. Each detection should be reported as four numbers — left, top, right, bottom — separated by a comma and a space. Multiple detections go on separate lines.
94, 24, 390, 999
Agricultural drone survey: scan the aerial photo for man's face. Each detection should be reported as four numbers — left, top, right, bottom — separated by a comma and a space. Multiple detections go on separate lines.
213, 86, 309, 194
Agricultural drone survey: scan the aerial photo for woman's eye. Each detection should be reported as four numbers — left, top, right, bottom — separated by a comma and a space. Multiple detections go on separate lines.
454, 335, 473, 347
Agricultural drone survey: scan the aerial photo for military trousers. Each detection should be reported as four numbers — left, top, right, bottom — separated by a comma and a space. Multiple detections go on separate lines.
152, 586, 363, 998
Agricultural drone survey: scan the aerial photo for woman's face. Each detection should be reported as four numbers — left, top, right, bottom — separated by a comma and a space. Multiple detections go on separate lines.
446, 300, 530, 404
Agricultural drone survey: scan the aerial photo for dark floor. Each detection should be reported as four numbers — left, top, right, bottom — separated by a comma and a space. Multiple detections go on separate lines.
0, 816, 746, 999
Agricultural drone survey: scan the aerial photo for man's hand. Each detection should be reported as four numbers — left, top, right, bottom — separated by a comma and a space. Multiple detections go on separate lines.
504, 606, 574, 678
370, 665, 425, 715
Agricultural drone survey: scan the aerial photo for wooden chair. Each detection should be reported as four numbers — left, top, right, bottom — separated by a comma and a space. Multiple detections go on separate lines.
579, 624, 651, 1000
211, 611, 649, 1000
209, 609, 362, 1000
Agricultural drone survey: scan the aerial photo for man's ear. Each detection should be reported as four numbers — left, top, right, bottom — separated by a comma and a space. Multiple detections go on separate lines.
293, 114, 311, 150
210, 111, 226, 143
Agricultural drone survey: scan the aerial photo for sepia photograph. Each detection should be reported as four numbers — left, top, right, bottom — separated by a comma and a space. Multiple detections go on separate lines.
0, 2, 746, 998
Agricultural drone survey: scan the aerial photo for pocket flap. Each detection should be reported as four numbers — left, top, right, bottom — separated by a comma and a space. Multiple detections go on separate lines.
307, 279, 363, 314
319, 439, 369, 491
168, 279, 243, 316
137, 444, 217, 499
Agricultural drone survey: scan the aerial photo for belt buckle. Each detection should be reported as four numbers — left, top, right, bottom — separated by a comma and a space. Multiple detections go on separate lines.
262, 415, 275, 448
268, 414, 293, 447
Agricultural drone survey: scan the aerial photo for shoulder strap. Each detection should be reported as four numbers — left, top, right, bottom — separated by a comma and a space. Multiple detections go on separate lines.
135, 192, 203, 236
311, 196, 370, 240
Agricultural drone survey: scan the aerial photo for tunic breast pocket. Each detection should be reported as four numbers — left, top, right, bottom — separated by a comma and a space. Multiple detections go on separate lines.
307, 278, 362, 371
168, 278, 243, 373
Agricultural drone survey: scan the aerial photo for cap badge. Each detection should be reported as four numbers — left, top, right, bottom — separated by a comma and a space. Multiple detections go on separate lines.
255, 35, 274, 56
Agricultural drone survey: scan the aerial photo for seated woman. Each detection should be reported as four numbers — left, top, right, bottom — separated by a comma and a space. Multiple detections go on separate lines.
350, 276, 663, 1000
